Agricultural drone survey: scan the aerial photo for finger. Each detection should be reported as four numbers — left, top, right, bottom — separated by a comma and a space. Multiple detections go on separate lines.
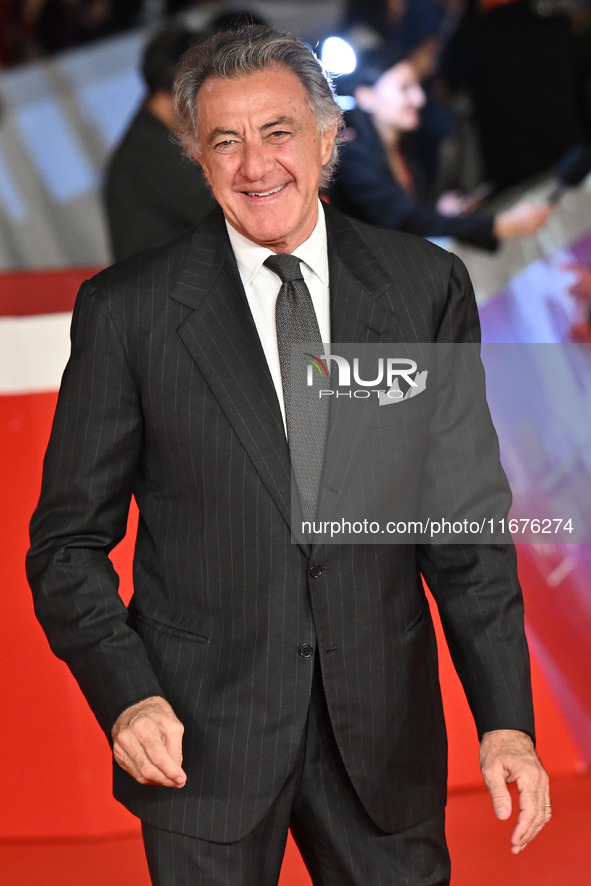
143, 728, 186, 786
510, 770, 551, 853
115, 738, 186, 787
481, 761, 512, 821
511, 807, 547, 853
510, 796, 539, 852
142, 743, 187, 786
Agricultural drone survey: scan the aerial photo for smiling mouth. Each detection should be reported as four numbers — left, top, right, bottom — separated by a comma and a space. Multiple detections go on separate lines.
245, 184, 287, 198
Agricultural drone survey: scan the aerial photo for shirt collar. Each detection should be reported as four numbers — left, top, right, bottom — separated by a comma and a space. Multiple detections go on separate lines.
225, 200, 329, 287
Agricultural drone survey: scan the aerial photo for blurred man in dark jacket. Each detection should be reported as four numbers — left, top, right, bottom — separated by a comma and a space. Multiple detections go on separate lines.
104, 22, 215, 261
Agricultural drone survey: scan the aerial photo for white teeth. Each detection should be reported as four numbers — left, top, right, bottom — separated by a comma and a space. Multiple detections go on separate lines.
246, 184, 285, 197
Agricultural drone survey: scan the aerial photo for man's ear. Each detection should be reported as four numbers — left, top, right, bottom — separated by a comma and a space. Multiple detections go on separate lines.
320, 119, 339, 165
354, 85, 375, 114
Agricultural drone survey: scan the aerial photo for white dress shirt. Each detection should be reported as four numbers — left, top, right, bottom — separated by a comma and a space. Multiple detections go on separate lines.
226, 201, 331, 433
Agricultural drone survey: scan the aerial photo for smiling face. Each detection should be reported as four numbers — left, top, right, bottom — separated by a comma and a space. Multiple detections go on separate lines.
193, 64, 338, 253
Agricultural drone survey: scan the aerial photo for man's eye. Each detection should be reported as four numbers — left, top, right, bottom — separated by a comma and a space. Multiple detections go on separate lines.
214, 139, 237, 151
270, 130, 291, 140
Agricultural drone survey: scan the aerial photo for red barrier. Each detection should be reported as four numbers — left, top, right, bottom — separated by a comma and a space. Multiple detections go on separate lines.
0, 268, 102, 316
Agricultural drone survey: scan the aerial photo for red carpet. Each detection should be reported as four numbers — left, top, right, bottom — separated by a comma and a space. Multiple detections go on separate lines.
1, 772, 588, 885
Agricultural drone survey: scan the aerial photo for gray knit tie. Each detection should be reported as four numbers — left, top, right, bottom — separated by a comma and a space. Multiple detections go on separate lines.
264, 253, 328, 525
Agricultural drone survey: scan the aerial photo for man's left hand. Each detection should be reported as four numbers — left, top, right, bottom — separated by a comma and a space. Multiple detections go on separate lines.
479, 728, 551, 854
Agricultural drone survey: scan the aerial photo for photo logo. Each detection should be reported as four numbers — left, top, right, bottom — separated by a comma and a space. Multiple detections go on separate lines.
304, 353, 427, 401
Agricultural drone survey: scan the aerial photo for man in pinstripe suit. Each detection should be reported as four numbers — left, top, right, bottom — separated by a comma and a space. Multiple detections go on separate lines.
27, 26, 551, 885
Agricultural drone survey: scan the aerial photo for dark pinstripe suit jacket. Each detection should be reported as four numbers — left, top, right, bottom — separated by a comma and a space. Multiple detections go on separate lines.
27, 206, 535, 842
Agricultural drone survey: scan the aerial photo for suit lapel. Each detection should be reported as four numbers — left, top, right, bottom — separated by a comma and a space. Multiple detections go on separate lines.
170, 210, 296, 539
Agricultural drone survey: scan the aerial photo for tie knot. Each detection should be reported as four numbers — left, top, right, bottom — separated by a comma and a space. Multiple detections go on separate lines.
264, 253, 304, 284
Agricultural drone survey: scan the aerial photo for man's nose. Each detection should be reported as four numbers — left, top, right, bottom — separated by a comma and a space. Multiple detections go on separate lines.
240, 143, 271, 181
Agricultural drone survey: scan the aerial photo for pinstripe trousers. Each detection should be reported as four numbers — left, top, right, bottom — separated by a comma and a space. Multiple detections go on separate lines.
141, 665, 450, 886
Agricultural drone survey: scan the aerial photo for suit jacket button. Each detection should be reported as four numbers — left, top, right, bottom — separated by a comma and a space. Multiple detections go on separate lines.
309, 564, 323, 579
298, 643, 314, 658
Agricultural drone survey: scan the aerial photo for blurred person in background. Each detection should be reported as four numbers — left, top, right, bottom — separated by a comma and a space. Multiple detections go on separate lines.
103, 21, 215, 261
440, 0, 583, 193
331, 50, 553, 250
338, 0, 470, 195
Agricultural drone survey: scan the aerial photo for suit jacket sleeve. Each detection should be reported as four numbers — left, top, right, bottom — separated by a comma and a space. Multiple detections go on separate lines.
26, 280, 165, 738
417, 253, 535, 741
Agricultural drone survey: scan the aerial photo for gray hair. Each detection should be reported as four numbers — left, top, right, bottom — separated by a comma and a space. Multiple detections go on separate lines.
172, 25, 343, 187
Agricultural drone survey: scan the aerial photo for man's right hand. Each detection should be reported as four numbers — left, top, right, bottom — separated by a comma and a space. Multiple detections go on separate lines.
111, 696, 187, 788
